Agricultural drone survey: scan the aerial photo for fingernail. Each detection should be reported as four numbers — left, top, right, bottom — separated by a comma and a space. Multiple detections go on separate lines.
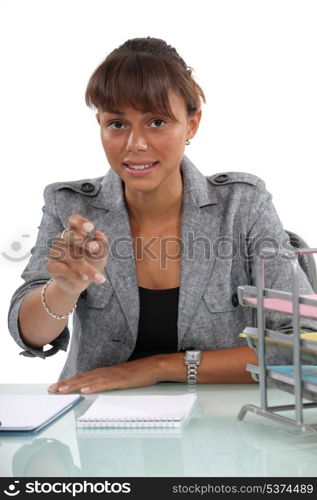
81, 274, 89, 281
95, 272, 105, 283
81, 387, 91, 393
58, 385, 70, 392
48, 383, 58, 392
89, 241, 99, 252
83, 222, 94, 233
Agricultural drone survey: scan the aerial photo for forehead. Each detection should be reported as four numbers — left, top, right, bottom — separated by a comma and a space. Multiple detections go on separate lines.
100, 91, 187, 118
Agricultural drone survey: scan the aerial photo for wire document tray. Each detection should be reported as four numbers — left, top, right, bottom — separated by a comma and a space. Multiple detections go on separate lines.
237, 246, 317, 433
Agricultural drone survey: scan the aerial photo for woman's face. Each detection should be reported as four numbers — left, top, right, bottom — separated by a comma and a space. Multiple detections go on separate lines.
96, 91, 201, 195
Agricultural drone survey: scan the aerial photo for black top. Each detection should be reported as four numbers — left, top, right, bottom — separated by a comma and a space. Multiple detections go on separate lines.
128, 286, 179, 361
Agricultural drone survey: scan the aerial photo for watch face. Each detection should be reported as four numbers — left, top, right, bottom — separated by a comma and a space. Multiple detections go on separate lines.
185, 350, 201, 363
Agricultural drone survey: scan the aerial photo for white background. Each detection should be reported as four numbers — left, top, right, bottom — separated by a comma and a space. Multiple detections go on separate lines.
1, 0, 316, 383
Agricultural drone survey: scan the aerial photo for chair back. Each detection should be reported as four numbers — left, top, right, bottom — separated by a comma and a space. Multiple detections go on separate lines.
285, 230, 317, 293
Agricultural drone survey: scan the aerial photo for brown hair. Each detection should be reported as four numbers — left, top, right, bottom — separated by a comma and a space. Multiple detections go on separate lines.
85, 37, 206, 120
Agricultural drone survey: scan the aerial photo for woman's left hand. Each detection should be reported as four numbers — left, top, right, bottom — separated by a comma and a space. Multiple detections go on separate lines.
47, 356, 164, 394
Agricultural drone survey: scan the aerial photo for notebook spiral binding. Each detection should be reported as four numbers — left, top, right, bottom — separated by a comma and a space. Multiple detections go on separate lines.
77, 417, 182, 428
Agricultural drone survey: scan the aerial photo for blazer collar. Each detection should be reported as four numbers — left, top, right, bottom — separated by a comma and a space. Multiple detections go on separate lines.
89, 155, 218, 212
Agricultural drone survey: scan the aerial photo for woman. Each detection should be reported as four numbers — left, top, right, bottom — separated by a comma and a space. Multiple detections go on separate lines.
8, 37, 317, 393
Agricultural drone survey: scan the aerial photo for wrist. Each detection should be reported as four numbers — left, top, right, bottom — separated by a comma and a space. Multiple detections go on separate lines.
154, 353, 187, 382
184, 350, 202, 385
44, 279, 80, 318
50, 279, 82, 301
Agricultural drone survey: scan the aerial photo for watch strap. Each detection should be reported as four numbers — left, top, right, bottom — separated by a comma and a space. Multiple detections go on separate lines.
187, 364, 198, 385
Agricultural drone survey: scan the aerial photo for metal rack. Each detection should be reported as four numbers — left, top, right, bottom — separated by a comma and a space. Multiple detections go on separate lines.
237, 246, 317, 432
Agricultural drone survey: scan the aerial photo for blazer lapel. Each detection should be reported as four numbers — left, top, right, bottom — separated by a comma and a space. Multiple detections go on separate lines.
88, 170, 139, 345
178, 157, 220, 347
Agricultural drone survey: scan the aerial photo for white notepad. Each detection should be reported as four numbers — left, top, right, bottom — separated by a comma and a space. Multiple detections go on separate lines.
0, 394, 83, 434
77, 393, 197, 428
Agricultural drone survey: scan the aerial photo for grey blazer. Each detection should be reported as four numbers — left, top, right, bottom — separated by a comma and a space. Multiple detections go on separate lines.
8, 156, 317, 379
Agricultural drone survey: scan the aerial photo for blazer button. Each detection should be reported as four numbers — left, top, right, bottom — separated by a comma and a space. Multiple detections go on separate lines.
178, 346, 194, 352
231, 293, 239, 307
214, 174, 229, 184
80, 182, 94, 193
80, 290, 88, 299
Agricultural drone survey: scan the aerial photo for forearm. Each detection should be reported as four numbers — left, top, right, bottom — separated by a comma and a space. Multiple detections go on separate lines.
156, 345, 259, 384
48, 345, 259, 394
18, 280, 80, 348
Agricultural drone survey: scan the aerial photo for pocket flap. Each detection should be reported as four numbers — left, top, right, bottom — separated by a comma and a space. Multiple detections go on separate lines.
203, 282, 237, 313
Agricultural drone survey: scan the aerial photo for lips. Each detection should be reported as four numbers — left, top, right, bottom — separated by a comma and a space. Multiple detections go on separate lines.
122, 161, 160, 176
123, 161, 159, 169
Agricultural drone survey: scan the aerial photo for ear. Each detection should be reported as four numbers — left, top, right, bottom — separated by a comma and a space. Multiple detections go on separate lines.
187, 109, 202, 139
95, 112, 100, 125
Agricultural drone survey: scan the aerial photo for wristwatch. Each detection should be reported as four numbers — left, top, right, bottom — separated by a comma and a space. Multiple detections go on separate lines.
184, 350, 201, 385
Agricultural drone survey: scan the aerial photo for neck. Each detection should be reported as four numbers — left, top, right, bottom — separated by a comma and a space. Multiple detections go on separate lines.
124, 171, 183, 228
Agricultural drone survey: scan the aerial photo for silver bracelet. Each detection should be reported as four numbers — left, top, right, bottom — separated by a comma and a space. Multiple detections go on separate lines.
41, 279, 77, 320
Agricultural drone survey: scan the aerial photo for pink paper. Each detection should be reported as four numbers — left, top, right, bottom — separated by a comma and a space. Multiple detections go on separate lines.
245, 294, 317, 319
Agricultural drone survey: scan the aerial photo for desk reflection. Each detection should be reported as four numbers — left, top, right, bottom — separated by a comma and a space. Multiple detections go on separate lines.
76, 432, 184, 476
8, 414, 317, 477
2, 384, 317, 478
12, 438, 81, 477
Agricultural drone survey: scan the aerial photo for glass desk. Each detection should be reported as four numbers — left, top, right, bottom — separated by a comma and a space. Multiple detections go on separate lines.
1, 383, 317, 477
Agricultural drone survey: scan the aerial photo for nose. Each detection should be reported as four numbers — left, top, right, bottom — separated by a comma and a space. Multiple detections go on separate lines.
126, 127, 148, 152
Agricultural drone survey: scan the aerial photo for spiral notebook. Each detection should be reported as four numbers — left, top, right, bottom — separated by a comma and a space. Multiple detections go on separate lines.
77, 393, 197, 428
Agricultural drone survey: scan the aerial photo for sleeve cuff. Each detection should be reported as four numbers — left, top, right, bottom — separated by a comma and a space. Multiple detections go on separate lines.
9, 287, 70, 360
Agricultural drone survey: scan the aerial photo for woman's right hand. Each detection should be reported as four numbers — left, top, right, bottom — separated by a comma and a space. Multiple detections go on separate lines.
47, 214, 109, 296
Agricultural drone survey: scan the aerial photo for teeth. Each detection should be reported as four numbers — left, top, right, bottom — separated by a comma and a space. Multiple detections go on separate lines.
126, 163, 155, 170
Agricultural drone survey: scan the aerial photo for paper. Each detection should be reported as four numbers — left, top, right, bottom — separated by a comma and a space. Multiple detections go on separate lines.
0, 394, 83, 433
77, 393, 197, 428
244, 294, 317, 319
240, 331, 317, 344
268, 365, 317, 384
240, 330, 317, 364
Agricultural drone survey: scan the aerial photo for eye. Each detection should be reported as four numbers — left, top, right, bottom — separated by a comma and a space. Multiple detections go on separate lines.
108, 120, 124, 130
150, 119, 166, 128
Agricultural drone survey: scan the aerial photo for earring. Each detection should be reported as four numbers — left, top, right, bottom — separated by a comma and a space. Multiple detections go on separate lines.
185, 138, 191, 145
